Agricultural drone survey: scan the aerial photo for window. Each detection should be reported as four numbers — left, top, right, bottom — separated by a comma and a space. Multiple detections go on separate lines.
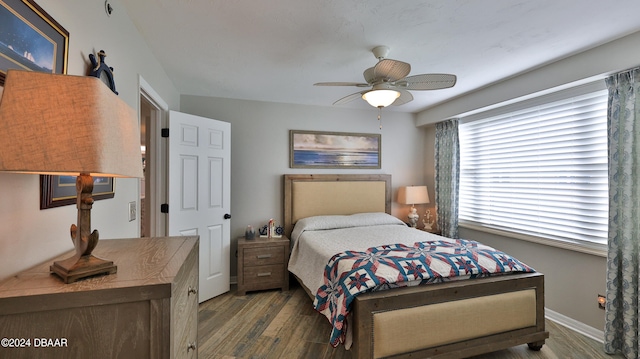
459, 84, 608, 248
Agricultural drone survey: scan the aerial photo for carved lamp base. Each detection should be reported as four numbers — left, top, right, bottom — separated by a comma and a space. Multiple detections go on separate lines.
50, 254, 117, 284
49, 173, 117, 284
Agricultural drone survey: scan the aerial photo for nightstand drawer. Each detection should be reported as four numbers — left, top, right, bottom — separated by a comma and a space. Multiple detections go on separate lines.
243, 246, 285, 266
243, 264, 285, 286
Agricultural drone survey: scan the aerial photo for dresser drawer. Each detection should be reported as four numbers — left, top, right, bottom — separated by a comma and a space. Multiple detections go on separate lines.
243, 245, 285, 266
173, 247, 199, 359
243, 264, 285, 286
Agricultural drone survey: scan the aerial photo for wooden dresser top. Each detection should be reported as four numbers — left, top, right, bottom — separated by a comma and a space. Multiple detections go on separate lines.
0, 236, 198, 315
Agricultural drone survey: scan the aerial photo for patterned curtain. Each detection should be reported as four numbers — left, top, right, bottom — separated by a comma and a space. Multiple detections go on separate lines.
434, 119, 460, 239
604, 67, 640, 359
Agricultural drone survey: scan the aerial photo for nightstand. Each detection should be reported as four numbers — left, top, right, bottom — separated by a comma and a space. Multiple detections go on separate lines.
237, 236, 290, 295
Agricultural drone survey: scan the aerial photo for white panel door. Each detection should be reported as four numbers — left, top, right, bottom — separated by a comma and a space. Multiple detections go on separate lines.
168, 110, 230, 303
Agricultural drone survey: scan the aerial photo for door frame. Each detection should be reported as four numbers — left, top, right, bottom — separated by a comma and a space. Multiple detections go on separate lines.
138, 76, 168, 237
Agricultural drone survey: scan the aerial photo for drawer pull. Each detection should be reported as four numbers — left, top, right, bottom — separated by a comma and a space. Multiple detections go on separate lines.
256, 254, 272, 259
257, 272, 272, 277
188, 286, 198, 296
187, 342, 197, 352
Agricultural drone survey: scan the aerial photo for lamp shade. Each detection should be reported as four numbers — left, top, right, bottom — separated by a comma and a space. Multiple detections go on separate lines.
0, 70, 143, 178
397, 185, 430, 205
362, 89, 400, 108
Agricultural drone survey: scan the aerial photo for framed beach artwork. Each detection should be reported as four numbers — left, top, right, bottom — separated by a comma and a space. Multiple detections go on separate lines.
290, 130, 381, 169
0, 0, 69, 86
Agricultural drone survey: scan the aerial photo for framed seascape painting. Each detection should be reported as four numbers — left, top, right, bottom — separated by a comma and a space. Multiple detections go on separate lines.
0, 0, 69, 86
0, 0, 82, 209
290, 130, 381, 169
41, 175, 115, 209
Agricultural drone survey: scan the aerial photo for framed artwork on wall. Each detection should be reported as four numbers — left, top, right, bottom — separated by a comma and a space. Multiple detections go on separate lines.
290, 130, 381, 169
40, 175, 115, 209
0, 0, 69, 86
0, 0, 84, 209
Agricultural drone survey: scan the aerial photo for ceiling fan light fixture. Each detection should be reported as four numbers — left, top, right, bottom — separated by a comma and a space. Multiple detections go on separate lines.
362, 89, 400, 108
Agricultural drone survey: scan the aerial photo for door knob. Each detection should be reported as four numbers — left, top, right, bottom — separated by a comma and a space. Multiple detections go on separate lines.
224, 213, 231, 219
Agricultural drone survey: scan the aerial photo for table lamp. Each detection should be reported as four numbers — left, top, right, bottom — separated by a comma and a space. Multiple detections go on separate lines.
0, 70, 144, 283
397, 185, 429, 228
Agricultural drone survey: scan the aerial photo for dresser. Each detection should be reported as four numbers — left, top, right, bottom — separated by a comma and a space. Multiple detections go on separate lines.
237, 236, 289, 295
0, 236, 199, 359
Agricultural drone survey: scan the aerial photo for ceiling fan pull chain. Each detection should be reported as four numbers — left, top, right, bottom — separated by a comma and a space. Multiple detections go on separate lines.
378, 106, 383, 130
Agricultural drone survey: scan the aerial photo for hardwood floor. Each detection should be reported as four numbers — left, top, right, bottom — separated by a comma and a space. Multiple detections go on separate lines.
198, 283, 623, 359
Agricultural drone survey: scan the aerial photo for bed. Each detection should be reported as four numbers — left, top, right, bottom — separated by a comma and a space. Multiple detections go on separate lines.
284, 174, 548, 359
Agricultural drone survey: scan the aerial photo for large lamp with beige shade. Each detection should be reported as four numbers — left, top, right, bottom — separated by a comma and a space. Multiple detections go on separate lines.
397, 185, 430, 228
0, 70, 143, 283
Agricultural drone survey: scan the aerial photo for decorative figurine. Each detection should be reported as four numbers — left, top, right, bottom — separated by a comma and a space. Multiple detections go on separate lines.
88, 50, 118, 94
268, 219, 276, 238
407, 207, 419, 228
423, 209, 435, 231
259, 219, 282, 238
245, 225, 256, 240
259, 225, 268, 237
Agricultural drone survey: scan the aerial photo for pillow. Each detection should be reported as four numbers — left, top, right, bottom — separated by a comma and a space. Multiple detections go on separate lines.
291, 212, 405, 242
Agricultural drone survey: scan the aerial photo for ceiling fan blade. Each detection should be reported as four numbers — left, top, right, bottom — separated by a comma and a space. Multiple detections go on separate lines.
314, 82, 369, 87
391, 89, 413, 106
363, 67, 376, 84
396, 74, 457, 90
373, 59, 411, 81
333, 91, 367, 105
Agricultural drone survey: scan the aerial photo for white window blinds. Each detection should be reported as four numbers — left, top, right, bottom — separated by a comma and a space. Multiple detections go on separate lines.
459, 88, 608, 245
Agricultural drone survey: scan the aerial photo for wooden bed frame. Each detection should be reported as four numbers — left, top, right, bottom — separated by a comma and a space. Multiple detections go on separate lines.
284, 174, 548, 359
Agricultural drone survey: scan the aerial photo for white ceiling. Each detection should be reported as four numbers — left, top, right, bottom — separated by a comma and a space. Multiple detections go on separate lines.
119, 0, 640, 113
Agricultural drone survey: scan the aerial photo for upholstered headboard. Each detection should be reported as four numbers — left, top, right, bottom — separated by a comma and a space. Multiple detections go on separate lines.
283, 174, 391, 237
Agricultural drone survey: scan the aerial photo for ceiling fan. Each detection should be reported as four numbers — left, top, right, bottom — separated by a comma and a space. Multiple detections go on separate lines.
314, 46, 457, 108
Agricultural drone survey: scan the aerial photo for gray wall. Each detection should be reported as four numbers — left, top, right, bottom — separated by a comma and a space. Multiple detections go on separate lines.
179, 96, 431, 278
417, 31, 640, 334
0, 0, 180, 280
3, 0, 637, 338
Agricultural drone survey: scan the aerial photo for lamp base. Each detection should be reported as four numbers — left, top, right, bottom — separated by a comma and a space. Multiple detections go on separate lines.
50, 254, 117, 284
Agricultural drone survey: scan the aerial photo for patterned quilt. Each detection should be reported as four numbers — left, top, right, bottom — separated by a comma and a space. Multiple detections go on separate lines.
313, 239, 535, 346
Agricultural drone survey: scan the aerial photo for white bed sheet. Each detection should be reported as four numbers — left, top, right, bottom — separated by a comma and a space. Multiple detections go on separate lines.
287, 212, 448, 297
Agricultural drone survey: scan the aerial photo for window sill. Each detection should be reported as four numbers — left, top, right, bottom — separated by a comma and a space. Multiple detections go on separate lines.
459, 222, 607, 258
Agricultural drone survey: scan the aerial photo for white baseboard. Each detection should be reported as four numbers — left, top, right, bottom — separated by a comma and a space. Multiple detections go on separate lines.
545, 307, 604, 343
